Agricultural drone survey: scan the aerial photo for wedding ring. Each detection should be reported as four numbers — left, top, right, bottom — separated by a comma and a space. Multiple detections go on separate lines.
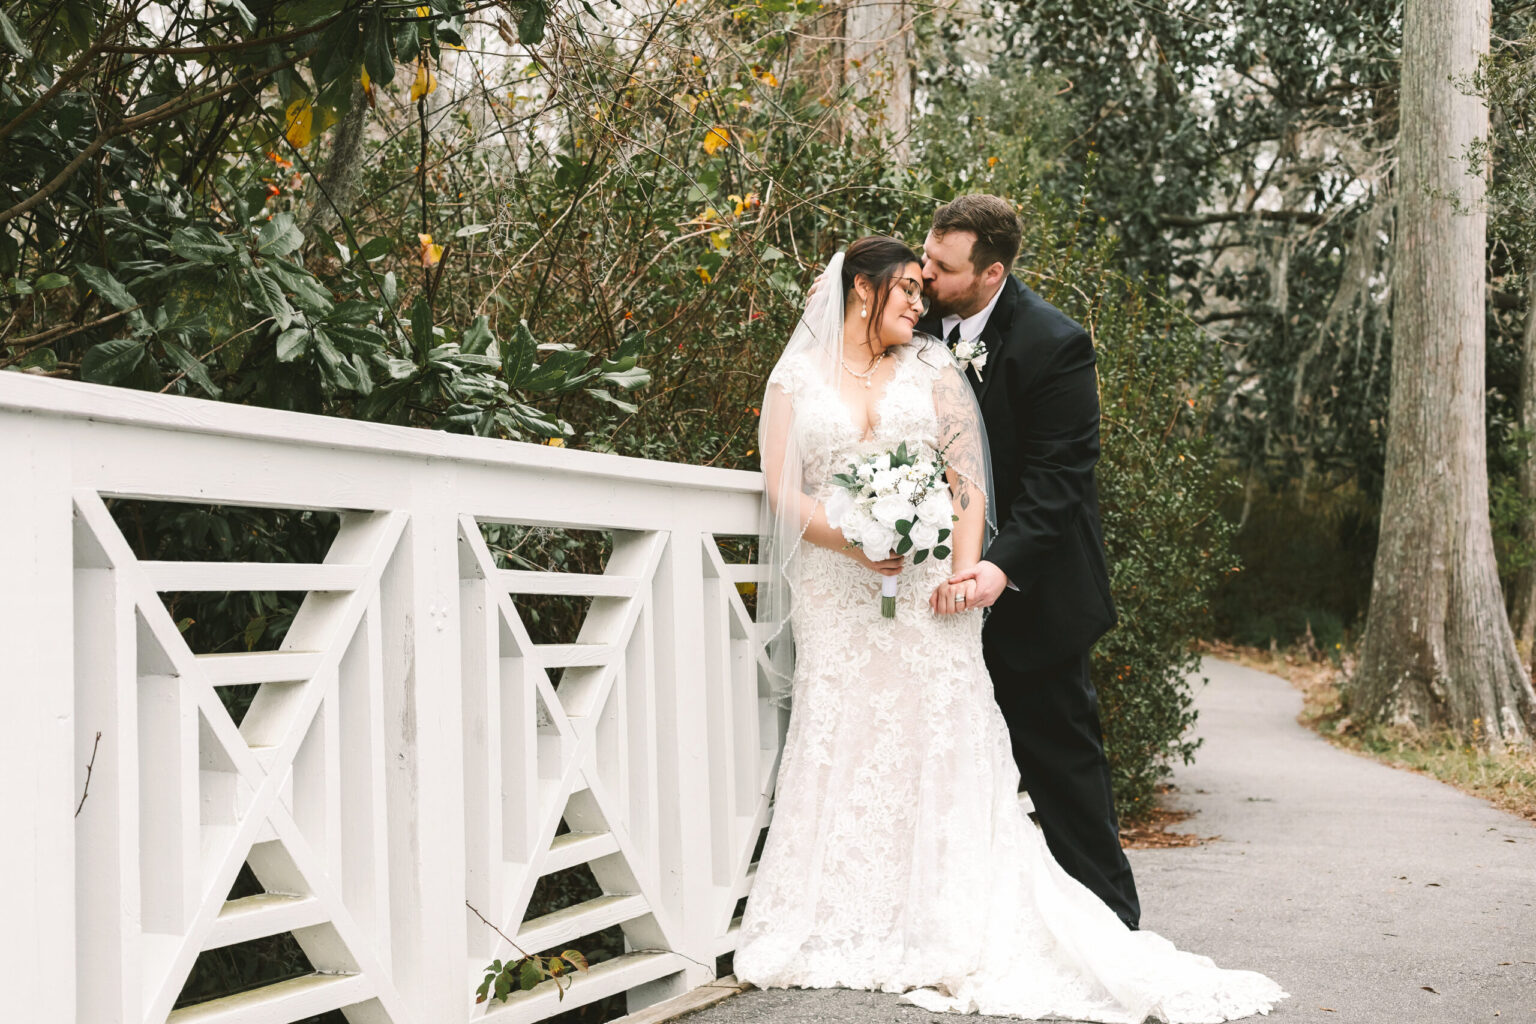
955, 594, 966, 604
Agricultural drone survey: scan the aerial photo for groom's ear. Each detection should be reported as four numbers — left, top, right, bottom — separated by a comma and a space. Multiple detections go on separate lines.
983, 261, 1007, 287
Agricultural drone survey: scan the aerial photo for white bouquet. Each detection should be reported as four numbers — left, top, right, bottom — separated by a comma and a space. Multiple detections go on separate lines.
823, 440, 956, 618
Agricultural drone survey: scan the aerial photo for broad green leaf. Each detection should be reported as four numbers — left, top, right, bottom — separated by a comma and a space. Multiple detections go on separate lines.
34, 273, 70, 290
395, 19, 421, 64
267, 257, 334, 314
250, 270, 295, 329
933, 545, 950, 559
256, 212, 304, 257
462, 314, 494, 355
0, 8, 31, 57
16, 347, 57, 371
76, 264, 137, 311
363, 15, 395, 87
81, 338, 146, 384
162, 338, 221, 397
586, 387, 638, 414
276, 328, 309, 362
327, 299, 380, 324
501, 320, 536, 388
518, 959, 544, 991
517, 0, 547, 43
913, 549, 929, 564
408, 296, 433, 360
359, 237, 393, 261
212, 0, 257, 32
169, 226, 235, 263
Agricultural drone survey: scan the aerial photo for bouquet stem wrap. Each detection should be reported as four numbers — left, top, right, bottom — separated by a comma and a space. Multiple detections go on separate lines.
880, 575, 898, 618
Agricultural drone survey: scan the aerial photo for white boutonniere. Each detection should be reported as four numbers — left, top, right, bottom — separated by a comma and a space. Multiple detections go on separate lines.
951, 337, 987, 380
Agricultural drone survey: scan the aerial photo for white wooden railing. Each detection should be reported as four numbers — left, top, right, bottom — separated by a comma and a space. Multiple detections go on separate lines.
0, 373, 783, 1024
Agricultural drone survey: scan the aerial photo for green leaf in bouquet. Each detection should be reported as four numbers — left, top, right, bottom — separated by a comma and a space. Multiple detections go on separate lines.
895, 519, 911, 535
896, 537, 913, 555
933, 545, 950, 559
938, 528, 950, 543
830, 473, 858, 488
913, 549, 929, 564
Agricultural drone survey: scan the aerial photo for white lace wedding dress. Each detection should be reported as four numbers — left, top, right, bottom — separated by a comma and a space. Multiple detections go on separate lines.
734, 342, 1286, 1023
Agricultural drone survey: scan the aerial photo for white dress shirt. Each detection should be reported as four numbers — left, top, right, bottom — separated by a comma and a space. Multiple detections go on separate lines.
939, 278, 1006, 349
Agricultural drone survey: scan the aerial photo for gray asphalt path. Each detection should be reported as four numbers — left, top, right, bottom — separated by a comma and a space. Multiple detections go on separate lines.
680, 657, 1536, 1024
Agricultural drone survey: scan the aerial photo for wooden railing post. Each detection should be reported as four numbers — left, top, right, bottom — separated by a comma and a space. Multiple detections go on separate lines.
378, 488, 470, 1021
0, 415, 78, 1021
646, 509, 721, 1008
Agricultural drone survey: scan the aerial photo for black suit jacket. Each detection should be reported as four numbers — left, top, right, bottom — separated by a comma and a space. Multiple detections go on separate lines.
922, 275, 1117, 672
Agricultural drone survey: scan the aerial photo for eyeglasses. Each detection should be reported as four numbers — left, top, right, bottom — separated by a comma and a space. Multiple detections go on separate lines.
892, 276, 928, 313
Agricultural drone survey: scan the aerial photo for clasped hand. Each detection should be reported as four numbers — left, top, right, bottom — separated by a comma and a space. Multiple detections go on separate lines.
847, 546, 974, 616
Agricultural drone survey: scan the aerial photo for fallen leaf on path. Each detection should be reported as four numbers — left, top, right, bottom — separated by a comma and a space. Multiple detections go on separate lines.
1421, 986, 1439, 994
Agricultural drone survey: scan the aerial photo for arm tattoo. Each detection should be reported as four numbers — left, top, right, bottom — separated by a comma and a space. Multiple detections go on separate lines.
956, 476, 971, 510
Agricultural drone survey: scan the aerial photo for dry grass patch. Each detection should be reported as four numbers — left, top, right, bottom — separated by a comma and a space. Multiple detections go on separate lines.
1201, 641, 1536, 822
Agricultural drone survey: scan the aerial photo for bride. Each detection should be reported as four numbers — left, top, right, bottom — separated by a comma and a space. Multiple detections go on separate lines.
732, 236, 1286, 1023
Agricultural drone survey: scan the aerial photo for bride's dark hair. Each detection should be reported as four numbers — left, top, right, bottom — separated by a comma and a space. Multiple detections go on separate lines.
840, 235, 921, 345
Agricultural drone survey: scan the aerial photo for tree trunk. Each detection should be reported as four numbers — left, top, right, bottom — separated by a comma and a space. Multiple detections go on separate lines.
304, 80, 370, 240
1354, 0, 1536, 746
1512, 268, 1536, 663
841, 1, 912, 161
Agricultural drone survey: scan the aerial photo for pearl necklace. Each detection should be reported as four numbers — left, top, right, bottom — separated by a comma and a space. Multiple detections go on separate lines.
840, 349, 886, 389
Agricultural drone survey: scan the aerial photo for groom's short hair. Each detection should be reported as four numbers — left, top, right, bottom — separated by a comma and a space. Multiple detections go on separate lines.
931, 195, 1022, 274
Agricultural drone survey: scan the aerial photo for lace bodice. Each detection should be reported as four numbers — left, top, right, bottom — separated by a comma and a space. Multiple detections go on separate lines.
767, 338, 948, 494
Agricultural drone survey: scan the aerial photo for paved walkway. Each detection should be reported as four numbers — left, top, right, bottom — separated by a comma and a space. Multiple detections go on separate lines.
680, 658, 1536, 1024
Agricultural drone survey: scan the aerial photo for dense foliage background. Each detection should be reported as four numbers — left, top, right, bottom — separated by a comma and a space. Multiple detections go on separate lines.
9, 0, 1536, 1016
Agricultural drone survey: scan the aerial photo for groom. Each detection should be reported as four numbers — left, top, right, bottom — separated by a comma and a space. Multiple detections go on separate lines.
919, 194, 1141, 930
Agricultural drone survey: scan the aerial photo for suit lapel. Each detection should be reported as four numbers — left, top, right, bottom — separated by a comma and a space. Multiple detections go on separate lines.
974, 276, 1020, 405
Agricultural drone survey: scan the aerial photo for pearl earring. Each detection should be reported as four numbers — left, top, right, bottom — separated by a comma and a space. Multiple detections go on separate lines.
860, 303, 868, 318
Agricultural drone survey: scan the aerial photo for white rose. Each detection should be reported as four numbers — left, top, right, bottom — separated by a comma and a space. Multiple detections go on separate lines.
856, 462, 876, 481
824, 488, 854, 528
871, 492, 912, 526
874, 452, 892, 472
871, 468, 899, 494
896, 477, 917, 499
909, 520, 941, 551
914, 460, 935, 479
917, 490, 952, 525
860, 521, 898, 558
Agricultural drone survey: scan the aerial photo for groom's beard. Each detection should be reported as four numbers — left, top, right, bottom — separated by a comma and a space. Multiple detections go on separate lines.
924, 278, 993, 320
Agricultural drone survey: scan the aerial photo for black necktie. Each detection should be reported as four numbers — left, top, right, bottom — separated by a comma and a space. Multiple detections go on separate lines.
945, 322, 961, 349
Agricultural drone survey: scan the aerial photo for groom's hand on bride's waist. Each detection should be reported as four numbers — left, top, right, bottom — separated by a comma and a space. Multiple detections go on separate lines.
948, 561, 1010, 608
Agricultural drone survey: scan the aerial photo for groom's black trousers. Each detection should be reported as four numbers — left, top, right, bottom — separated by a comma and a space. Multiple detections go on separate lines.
985, 645, 1142, 931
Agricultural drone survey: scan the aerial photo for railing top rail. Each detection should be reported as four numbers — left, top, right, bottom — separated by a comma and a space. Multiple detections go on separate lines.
0, 372, 764, 495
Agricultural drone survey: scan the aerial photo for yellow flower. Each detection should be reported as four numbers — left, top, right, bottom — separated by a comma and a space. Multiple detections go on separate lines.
284, 98, 314, 147
709, 229, 731, 251
410, 62, 438, 102
696, 265, 712, 284
702, 125, 730, 155
758, 70, 779, 88
987, 156, 1000, 168
417, 5, 430, 16
545, 437, 566, 447
417, 232, 444, 267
